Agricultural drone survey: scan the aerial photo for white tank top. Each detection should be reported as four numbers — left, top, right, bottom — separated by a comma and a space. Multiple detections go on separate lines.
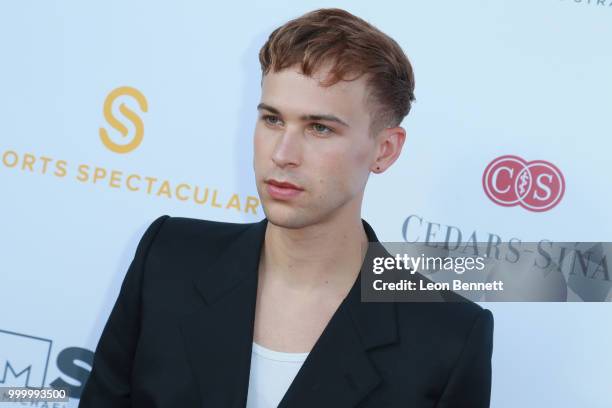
246, 342, 309, 408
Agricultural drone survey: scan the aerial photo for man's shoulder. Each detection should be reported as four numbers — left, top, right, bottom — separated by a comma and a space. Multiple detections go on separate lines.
147, 215, 262, 263
394, 291, 492, 347
160, 215, 256, 239
136, 215, 264, 293
395, 292, 487, 318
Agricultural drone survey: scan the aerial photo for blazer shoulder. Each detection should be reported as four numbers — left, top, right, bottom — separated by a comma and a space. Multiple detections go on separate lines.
395, 292, 493, 349
162, 215, 254, 239
147, 215, 259, 262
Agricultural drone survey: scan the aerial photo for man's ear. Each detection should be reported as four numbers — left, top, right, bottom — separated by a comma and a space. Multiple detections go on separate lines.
371, 127, 406, 173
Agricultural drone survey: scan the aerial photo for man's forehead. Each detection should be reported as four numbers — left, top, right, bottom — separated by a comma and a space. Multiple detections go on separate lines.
261, 66, 370, 121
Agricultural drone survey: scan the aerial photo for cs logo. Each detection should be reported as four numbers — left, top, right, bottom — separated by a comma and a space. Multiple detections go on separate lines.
483, 155, 565, 212
99, 86, 148, 154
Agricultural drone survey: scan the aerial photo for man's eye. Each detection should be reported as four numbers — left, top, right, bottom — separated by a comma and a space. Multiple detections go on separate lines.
263, 115, 282, 126
310, 123, 333, 135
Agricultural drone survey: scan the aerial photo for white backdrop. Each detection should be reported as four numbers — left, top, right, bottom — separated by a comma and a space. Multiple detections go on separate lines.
1, 1, 611, 406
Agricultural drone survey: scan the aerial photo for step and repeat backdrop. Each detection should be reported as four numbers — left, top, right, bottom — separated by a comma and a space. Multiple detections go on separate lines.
1, 1, 611, 407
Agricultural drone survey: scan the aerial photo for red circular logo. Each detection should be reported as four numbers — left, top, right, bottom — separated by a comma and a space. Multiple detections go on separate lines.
482, 155, 565, 212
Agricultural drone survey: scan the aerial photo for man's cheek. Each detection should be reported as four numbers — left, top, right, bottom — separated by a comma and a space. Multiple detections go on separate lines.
354, 145, 369, 161
253, 138, 272, 162
325, 173, 348, 196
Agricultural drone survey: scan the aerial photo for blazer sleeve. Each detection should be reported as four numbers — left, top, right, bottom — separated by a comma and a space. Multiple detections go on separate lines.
436, 308, 494, 408
79, 215, 170, 408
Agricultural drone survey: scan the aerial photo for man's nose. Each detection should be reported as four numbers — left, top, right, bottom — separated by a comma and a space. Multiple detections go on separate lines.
271, 126, 302, 168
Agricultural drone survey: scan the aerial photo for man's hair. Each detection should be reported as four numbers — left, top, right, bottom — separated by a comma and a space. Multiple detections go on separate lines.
259, 8, 416, 136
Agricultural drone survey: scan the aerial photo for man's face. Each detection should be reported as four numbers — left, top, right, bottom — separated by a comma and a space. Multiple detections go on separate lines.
253, 64, 378, 229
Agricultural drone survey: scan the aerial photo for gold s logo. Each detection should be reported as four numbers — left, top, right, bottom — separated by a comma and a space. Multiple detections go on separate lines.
99, 86, 148, 154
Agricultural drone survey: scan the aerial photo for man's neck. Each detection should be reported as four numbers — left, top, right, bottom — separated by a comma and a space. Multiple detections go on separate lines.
258, 210, 369, 294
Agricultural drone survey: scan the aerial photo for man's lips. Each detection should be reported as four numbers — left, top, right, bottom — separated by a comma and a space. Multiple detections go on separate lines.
265, 179, 304, 190
265, 179, 304, 200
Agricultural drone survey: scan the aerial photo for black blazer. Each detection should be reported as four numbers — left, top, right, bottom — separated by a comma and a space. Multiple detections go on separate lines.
79, 215, 494, 408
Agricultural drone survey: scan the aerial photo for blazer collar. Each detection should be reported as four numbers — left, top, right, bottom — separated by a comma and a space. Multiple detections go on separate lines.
179, 217, 398, 407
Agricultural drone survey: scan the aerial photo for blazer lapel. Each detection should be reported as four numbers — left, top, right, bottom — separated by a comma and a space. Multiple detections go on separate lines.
277, 275, 397, 407
178, 219, 266, 408
278, 221, 399, 408
179, 217, 399, 408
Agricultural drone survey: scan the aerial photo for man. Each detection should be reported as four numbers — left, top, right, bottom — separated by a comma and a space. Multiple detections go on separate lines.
80, 8, 493, 408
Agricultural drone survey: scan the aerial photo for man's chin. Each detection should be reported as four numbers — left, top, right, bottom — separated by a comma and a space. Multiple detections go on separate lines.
262, 205, 313, 230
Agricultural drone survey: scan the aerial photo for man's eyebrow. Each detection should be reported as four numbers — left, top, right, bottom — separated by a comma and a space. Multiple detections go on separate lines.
256, 103, 350, 128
